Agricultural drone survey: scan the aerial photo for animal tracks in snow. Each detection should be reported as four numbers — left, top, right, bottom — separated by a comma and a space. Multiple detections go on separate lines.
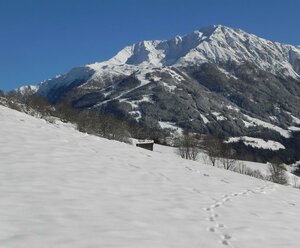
127, 160, 276, 247
204, 184, 275, 247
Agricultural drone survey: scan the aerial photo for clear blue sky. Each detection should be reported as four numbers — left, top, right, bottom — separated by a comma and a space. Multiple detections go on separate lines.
0, 0, 299, 91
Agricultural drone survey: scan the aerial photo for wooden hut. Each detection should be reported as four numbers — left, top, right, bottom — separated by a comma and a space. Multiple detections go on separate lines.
136, 140, 154, 151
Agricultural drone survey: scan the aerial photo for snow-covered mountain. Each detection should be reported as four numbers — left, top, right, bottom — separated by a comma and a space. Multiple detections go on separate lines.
100, 25, 300, 77
1, 104, 300, 248
35, 25, 300, 97
18, 25, 300, 161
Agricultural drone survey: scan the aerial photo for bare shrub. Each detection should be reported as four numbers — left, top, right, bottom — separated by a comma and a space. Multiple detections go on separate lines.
202, 135, 222, 166
219, 144, 236, 170
234, 162, 247, 174
267, 160, 288, 185
245, 168, 264, 180
231, 162, 265, 180
176, 133, 201, 161
292, 175, 300, 189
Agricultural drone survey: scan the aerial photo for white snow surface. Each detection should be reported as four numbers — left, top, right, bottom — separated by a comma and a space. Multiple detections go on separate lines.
161, 82, 177, 92
212, 111, 227, 121
290, 114, 300, 125
226, 136, 285, 150
1, 105, 300, 248
243, 114, 290, 138
200, 113, 210, 124
17, 85, 39, 94
242, 119, 256, 128
226, 105, 240, 112
158, 121, 183, 135
288, 126, 300, 132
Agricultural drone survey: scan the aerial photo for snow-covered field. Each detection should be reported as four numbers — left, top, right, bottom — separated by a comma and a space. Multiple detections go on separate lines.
1, 105, 300, 248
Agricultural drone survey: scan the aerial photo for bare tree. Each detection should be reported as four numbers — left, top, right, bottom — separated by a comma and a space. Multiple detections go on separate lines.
234, 162, 247, 174
267, 160, 288, 185
219, 143, 236, 170
176, 133, 201, 161
232, 163, 265, 180
202, 135, 222, 166
292, 175, 299, 189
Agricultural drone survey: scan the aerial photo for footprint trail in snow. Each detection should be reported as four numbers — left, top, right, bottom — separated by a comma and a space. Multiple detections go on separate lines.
204, 184, 275, 247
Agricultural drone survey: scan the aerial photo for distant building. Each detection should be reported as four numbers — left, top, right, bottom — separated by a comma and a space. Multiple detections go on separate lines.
136, 140, 154, 151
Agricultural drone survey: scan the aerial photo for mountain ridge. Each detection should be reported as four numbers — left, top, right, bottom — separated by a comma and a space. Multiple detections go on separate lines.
84, 24, 300, 76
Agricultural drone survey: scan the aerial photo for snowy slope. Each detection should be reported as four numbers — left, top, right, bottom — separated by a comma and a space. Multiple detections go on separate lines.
1, 105, 300, 248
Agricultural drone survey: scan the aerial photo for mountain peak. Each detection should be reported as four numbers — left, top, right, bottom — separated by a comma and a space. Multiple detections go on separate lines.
197, 24, 223, 34
197, 24, 240, 36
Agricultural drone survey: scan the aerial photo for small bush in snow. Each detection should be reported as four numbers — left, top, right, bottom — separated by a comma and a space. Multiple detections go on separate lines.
245, 168, 265, 180
291, 175, 300, 189
231, 162, 265, 180
219, 144, 236, 170
267, 161, 288, 185
233, 162, 248, 174
202, 135, 222, 166
176, 133, 201, 161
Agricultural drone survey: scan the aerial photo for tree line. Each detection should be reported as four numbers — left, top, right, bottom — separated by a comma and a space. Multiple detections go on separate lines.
175, 132, 292, 186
